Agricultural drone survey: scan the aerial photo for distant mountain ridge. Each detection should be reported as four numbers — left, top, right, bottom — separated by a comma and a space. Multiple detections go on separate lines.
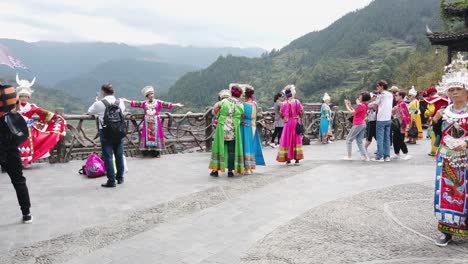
140, 44, 266, 68
166, 0, 442, 109
0, 39, 265, 110
0, 39, 265, 86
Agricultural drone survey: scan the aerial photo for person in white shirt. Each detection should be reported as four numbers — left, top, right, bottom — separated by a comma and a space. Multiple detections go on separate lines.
372, 80, 393, 162
365, 93, 378, 150
88, 83, 126, 188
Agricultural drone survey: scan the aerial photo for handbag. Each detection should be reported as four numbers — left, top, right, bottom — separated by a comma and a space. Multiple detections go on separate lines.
291, 101, 305, 135
4, 112, 29, 146
408, 122, 418, 138
79, 153, 106, 178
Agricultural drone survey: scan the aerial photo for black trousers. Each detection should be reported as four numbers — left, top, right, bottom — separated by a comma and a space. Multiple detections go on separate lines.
271, 127, 283, 144
0, 120, 31, 216
225, 140, 235, 172
393, 130, 408, 155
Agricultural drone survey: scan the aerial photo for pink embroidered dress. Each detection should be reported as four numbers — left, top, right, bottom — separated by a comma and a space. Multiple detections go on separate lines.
276, 99, 304, 162
130, 100, 173, 151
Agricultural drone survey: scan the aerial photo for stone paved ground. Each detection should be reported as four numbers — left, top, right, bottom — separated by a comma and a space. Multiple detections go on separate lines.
0, 137, 465, 264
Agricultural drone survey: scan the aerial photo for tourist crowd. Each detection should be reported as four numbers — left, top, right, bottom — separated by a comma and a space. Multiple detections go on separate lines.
0, 54, 467, 248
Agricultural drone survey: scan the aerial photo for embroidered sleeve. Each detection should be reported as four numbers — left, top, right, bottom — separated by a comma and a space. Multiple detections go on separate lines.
32, 104, 56, 122
297, 100, 303, 116
213, 102, 222, 115
131, 101, 145, 108
161, 101, 173, 110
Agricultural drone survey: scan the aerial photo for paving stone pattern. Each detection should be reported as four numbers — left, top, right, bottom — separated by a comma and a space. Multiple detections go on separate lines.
0, 138, 462, 264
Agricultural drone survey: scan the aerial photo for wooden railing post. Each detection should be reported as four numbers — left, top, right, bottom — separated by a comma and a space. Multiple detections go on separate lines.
205, 110, 213, 151
54, 107, 67, 163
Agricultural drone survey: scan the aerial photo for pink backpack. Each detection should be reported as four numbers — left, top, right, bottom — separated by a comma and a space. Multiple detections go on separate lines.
79, 153, 106, 178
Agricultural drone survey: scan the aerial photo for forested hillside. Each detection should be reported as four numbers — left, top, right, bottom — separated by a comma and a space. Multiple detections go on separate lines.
166, 0, 443, 110
0, 76, 84, 114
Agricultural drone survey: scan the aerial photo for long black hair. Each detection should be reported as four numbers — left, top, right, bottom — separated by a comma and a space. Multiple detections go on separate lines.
274, 92, 283, 103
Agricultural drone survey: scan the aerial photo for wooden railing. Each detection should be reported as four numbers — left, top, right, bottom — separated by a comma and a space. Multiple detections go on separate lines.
48, 108, 353, 163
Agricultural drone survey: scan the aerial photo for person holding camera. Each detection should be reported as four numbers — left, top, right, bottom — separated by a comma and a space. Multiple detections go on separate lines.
88, 83, 126, 188
343, 92, 371, 161
0, 84, 33, 223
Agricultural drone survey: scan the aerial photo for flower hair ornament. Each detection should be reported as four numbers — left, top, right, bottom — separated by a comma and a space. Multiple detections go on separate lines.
229, 83, 243, 97
283, 85, 296, 98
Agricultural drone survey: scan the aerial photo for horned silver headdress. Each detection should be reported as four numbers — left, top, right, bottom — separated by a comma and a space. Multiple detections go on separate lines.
16, 73, 36, 97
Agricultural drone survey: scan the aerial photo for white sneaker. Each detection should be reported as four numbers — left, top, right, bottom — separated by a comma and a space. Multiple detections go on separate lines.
384, 157, 391, 162
401, 154, 412, 160
361, 156, 370, 162
342, 156, 352, 161
391, 154, 400, 160
269, 143, 276, 148
371, 158, 384, 162
244, 170, 252, 175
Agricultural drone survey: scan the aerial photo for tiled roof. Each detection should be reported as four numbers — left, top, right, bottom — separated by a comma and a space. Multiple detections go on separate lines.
427, 31, 468, 42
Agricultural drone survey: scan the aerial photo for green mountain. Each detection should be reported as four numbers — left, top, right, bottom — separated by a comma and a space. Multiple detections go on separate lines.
54, 59, 197, 105
140, 44, 266, 68
166, 0, 443, 109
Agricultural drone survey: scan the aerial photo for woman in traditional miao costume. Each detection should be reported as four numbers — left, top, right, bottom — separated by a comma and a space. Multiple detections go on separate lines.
122, 86, 183, 158
406, 86, 423, 144
319, 93, 333, 144
15, 75, 66, 166
240, 85, 265, 175
433, 55, 468, 247
276, 85, 304, 165
210, 89, 232, 176
209, 84, 244, 177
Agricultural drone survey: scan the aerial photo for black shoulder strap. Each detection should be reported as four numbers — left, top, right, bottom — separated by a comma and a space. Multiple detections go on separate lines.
102, 99, 110, 108
114, 99, 120, 107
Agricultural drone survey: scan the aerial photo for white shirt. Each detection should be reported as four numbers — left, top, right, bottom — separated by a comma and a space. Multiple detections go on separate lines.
87, 95, 126, 128
376, 91, 393, 121
367, 102, 377, 121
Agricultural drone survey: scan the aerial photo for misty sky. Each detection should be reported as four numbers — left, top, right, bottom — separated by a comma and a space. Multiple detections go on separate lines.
1, 0, 373, 50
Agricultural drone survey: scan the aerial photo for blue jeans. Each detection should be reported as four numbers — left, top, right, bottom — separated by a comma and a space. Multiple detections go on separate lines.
346, 124, 367, 156
376, 120, 391, 159
99, 130, 124, 183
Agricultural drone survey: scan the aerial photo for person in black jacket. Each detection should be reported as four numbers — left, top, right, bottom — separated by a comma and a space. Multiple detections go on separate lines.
0, 84, 33, 223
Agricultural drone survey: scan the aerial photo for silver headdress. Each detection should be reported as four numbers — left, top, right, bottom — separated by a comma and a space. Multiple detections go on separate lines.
438, 53, 468, 94
16, 73, 36, 97
408, 86, 418, 97
141, 85, 155, 97
218, 89, 231, 99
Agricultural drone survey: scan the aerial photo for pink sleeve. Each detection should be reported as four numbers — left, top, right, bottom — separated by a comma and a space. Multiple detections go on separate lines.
130, 101, 145, 109
160, 101, 173, 110
281, 102, 289, 119
400, 103, 411, 125
297, 100, 303, 114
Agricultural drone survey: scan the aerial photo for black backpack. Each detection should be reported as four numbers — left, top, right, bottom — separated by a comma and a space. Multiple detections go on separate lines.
101, 99, 126, 143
